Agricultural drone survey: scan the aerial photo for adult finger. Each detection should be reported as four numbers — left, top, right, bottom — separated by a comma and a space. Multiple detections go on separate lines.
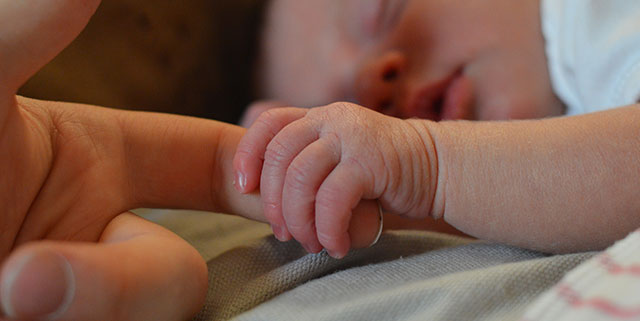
282, 138, 340, 253
25, 99, 271, 224
233, 108, 308, 194
0, 213, 207, 321
0, 0, 101, 93
315, 162, 371, 258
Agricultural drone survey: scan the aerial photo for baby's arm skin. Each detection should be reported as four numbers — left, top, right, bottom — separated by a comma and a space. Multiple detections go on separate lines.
234, 102, 640, 258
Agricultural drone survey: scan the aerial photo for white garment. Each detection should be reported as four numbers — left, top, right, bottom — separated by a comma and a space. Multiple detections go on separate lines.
542, 0, 640, 115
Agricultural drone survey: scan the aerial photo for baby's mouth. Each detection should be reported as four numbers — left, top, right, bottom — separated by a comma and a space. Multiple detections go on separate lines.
432, 93, 445, 120
409, 68, 474, 121
440, 69, 474, 120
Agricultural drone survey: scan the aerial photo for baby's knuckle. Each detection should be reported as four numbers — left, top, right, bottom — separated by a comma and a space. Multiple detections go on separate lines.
285, 163, 312, 190
255, 107, 297, 129
233, 147, 254, 160
328, 101, 359, 111
317, 230, 341, 248
343, 156, 376, 182
259, 107, 285, 120
264, 139, 294, 163
315, 194, 344, 217
305, 106, 329, 121
253, 111, 281, 131
286, 220, 314, 236
308, 102, 350, 119
263, 201, 282, 220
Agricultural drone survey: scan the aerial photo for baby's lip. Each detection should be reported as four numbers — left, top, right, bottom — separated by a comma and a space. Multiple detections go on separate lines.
407, 68, 473, 121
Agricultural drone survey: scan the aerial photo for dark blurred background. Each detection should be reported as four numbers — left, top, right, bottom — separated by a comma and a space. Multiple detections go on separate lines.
19, 0, 267, 124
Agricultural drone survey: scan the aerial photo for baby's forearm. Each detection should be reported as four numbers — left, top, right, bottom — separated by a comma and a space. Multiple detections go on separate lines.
418, 105, 640, 253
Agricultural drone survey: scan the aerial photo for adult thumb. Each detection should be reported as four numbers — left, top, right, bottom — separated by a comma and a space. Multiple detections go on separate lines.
0, 213, 207, 321
0, 0, 101, 93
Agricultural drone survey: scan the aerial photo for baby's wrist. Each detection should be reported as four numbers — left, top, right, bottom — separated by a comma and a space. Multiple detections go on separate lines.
398, 119, 444, 220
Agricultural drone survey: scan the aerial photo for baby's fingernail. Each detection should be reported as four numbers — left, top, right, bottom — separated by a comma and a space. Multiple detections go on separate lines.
1, 250, 75, 320
272, 225, 288, 241
306, 243, 323, 254
326, 249, 345, 259
234, 171, 247, 192
302, 243, 319, 254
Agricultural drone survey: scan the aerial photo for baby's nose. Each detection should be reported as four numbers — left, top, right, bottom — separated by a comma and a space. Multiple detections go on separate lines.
354, 51, 406, 116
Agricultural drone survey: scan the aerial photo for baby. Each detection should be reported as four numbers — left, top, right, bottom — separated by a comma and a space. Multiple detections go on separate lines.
234, 0, 640, 258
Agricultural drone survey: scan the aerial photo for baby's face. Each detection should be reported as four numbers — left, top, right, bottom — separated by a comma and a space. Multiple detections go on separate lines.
259, 0, 565, 120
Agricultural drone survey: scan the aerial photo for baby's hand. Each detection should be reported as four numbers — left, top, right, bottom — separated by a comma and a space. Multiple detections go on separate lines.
233, 103, 439, 258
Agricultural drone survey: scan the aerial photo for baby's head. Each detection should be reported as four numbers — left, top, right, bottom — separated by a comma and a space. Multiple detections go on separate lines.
255, 0, 565, 121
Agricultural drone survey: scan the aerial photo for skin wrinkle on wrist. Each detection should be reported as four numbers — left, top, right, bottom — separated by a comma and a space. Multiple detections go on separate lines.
402, 118, 442, 220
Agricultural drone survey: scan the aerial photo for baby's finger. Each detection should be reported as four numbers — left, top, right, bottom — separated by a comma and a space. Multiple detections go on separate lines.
0, 0, 101, 93
282, 138, 340, 253
260, 117, 321, 241
239, 100, 288, 128
315, 163, 370, 258
233, 108, 308, 193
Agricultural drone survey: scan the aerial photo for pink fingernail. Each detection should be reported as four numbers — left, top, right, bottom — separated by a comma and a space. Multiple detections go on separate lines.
306, 243, 323, 254
272, 225, 287, 241
302, 243, 317, 254
234, 171, 247, 192
327, 249, 345, 259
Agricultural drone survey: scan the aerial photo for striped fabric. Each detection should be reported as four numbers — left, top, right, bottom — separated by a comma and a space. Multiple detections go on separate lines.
523, 230, 640, 321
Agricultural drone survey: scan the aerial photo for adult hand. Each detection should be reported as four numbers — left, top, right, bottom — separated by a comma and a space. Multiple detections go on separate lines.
0, 2, 384, 320
0, 1, 219, 320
